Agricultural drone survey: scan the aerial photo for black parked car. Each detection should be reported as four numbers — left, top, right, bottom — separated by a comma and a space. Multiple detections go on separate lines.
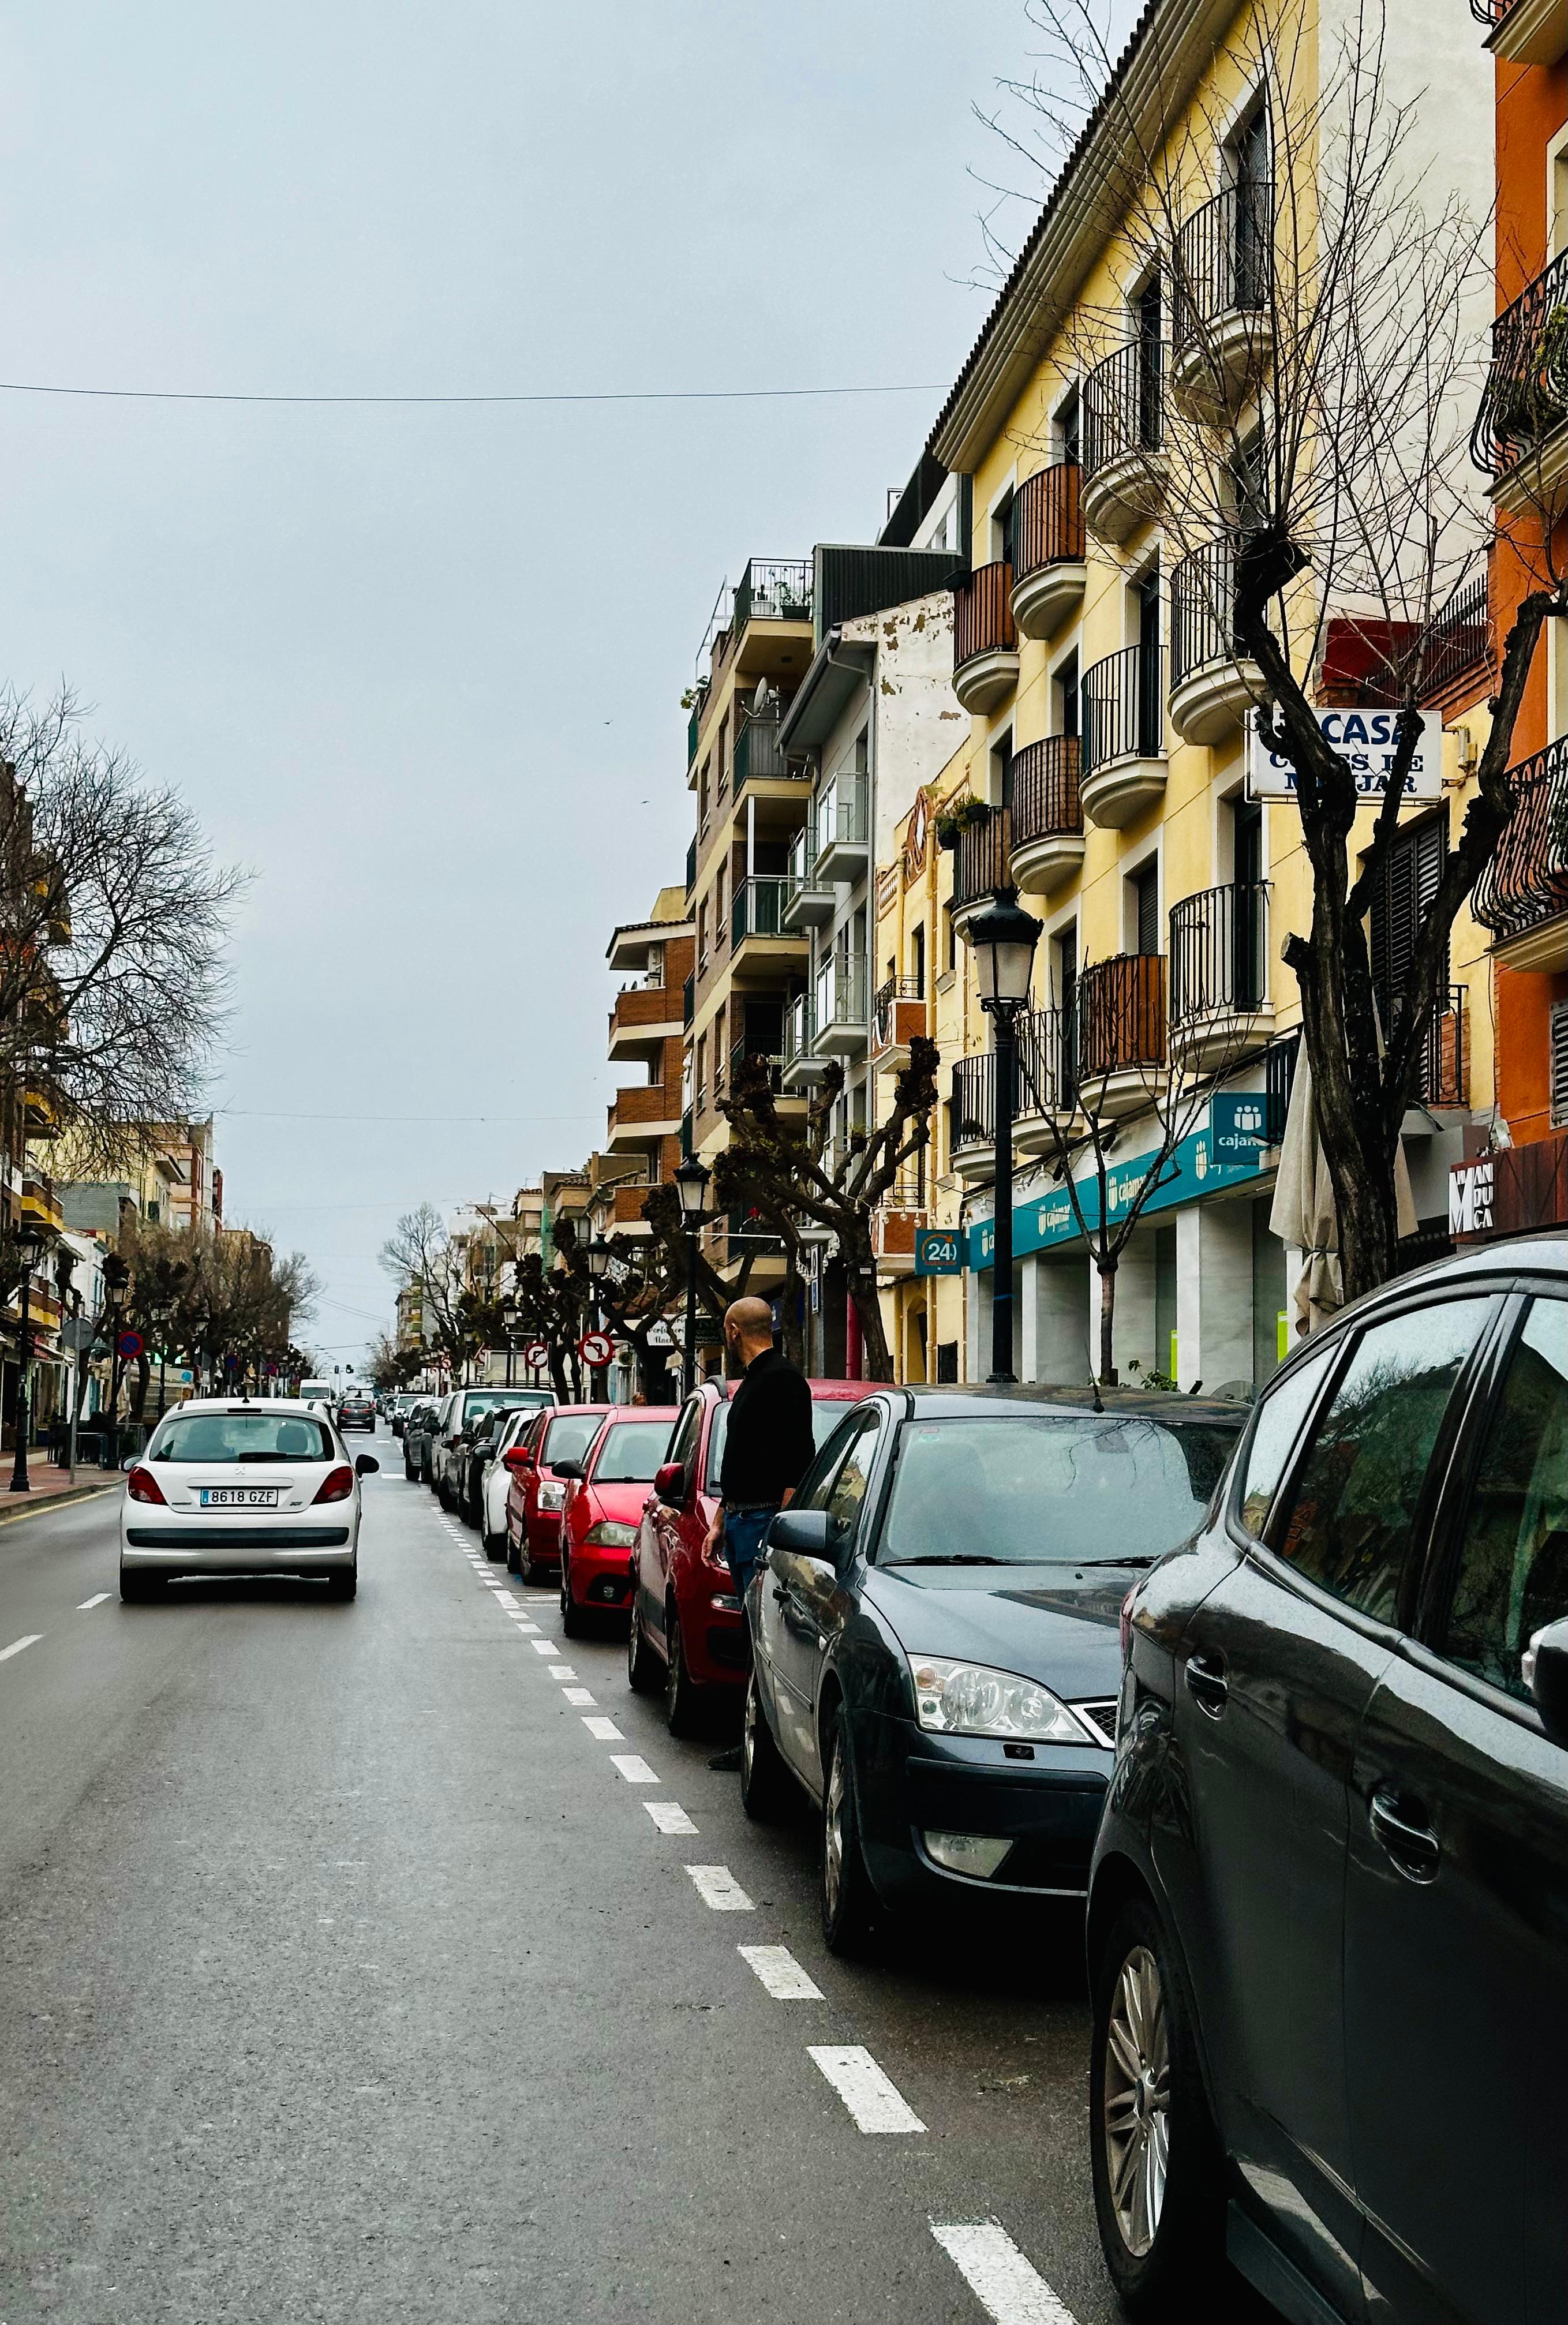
740, 1385, 1243, 1954
338, 1392, 376, 1433
1087, 1231, 1567, 2322
455, 1391, 554, 1527
402, 1399, 439, 1483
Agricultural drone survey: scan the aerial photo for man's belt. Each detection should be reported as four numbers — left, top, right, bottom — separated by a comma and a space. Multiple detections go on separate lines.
723, 1499, 780, 1515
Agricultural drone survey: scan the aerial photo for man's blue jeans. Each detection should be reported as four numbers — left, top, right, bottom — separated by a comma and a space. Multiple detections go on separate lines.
724, 1508, 777, 1625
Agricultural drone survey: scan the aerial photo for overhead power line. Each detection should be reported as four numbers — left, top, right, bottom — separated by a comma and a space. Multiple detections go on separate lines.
0, 377, 946, 410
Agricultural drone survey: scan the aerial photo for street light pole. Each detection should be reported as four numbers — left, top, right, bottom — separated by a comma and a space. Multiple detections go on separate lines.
8, 1223, 44, 1493
968, 896, 1043, 1386
100, 1256, 129, 1470
673, 1156, 711, 1399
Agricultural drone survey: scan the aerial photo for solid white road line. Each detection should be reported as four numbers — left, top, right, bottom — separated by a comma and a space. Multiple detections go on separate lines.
562, 1687, 595, 1705
582, 1715, 624, 1741
929, 2223, 1078, 2325
739, 1945, 824, 2000
530, 1638, 560, 1654
643, 1801, 697, 1834
807, 2046, 925, 2133
684, 1865, 754, 1912
77, 1594, 111, 1611
0, 1634, 42, 1663
611, 1754, 660, 1784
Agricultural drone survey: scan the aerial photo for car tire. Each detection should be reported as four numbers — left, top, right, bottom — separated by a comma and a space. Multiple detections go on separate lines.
119, 1567, 164, 1603
820, 1708, 878, 1957
740, 1666, 791, 1821
560, 1555, 584, 1637
325, 1566, 358, 1601
519, 1533, 539, 1586
1089, 1895, 1224, 2313
664, 1601, 702, 1736
403, 1457, 417, 1482
504, 1522, 522, 1578
627, 1596, 660, 1693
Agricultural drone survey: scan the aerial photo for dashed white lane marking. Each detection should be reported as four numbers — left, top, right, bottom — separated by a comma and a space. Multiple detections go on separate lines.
77, 1594, 111, 1611
611, 1754, 660, 1784
582, 1714, 624, 1740
685, 1865, 754, 1911
549, 1664, 577, 1679
643, 1801, 697, 1834
512, 1619, 540, 1634
562, 1687, 595, 1705
0, 1634, 42, 1662
739, 1945, 824, 2000
493, 1590, 520, 1608
929, 2223, 1078, 2324
808, 2046, 925, 2133
530, 1638, 560, 1654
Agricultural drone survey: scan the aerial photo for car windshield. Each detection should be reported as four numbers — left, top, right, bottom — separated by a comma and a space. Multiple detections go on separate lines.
148, 1410, 335, 1463
594, 1420, 674, 1483
703, 1396, 855, 1492
544, 1413, 604, 1468
462, 1391, 519, 1422
878, 1416, 1234, 1567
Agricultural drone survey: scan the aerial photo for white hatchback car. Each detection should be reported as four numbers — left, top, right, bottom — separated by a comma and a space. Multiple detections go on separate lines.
119, 1398, 378, 1601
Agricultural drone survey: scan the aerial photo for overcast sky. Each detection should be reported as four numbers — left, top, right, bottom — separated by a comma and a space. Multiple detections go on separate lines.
0, 1, 1035, 1369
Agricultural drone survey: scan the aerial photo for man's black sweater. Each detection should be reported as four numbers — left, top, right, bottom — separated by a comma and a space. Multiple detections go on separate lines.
718, 1344, 815, 1507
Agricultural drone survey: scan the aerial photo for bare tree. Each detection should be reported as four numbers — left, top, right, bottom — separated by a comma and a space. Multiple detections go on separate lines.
978, 0, 1566, 1298
0, 689, 242, 1163
379, 1204, 473, 1381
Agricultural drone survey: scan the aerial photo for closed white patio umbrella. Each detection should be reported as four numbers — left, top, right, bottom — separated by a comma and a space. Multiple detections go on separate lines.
1270, 1046, 1414, 1340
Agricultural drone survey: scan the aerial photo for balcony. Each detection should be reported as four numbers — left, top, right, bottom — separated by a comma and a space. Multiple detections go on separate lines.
1081, 644, 1167, 828
734, 711, 803, 793
1472, 249, 1568, 515
1014, 1006, 1081, 1154
1010, 463, 1086, 639
950, 1054, 998, 1182
22, 1087, 60, 1139
1170, 184, 1274, 421
684, 835, 697, 899
608, 981, 683, 1062
814, 773, 870, 881
1169, 882, 1272, 1069
20, 1177, 63, 1238
783, 825, 836, 928
1082, 342, 1167, 543
1169, 539, 1264, 743
729, 1038, 784, 1098
953, 562, 1019, 712
814, 953, 870, 1055
606, 1081, 682, 1150
1469, 0, 1566, 63
782, 989, 826, 1088
1009, 736, 1084, 896
1077, 954, 1166, 1117
683, 972, 695, 1028
1472, 736, 1568, 972
732, 559, 813, 640
609, 1181, 655, 1235
873, 1182, 926, 1275
869, 977, 927, 1072
687, 694, 705, 767
950, 804, 1013, 930
1413, 990, 1469, 1111
730, 875, 806, 976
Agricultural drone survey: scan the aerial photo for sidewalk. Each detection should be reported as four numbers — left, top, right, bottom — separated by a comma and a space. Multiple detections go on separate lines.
0, 1461, 119, 1524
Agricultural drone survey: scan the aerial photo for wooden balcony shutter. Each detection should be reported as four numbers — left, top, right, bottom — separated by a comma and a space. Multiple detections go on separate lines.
1551, 999, 1568, 1132
1368, 811, 1447, 1027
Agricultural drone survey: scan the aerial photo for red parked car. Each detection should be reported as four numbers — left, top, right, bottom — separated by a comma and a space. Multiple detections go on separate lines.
503, 1403, 611, 1582
557, 1406, 679, 1635
626, 1377, 878, 1734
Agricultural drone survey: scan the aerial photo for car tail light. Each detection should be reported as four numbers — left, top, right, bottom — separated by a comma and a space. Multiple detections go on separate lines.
1120, 1586, 1137, 1664
126, 1466, 166, 1506
313, 1465, 354, 1504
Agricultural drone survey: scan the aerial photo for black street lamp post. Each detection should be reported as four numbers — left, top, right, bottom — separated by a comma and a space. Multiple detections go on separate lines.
673, 1157, 711, 1398
100, 1260, 130, 1469
968, 896, 1043, 1384
501, 1296, 519, 1388
585, 1235, 612, 1389
8, 1222, 47, 1493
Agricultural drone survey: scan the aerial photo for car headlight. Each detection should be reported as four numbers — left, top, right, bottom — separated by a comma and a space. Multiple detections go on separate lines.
537, 1481, 567, 1511
905, 1652, 1097, 1744
583, 1521, 638, 1548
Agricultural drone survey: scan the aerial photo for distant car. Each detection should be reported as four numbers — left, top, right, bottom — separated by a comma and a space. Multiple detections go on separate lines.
432, 1387, 551, 1509
741, 1385, 1244, 1957
402, 1399, 439, 1482
504, 1404, 612, 1582
388, 1394, 423, 1440
120, 1397, 379, 1600
557, 1406, 679, 1634
338, 1392, 376, 1433
455, 1392, 555, 1529
627, 1377, 878, 1734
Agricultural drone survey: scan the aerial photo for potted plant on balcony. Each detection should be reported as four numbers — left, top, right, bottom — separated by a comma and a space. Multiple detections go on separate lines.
935, 795, 991, 851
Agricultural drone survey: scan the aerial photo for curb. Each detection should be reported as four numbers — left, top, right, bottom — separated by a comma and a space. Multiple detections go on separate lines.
0, 1481, 119, 1527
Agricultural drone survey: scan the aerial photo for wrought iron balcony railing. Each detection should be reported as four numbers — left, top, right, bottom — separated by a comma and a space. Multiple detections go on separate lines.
732, 559, 813, 634
1172, 181, 1273, 352
1012, 463, 1084, 580
1413, 990, 1469, 1110
1170, 538, 1244, 686
1010, 736, 1083, 850
951, 804, 1014, 913
952, 1053, 1000, 1149
1083, 340, 1166, 480
1169, 882, 1269, 1023
871, 975, 922, 1049
1078, 954, 1166, 1079
1016, 1005, 1077, 1118
1471, 248, 1568, 476
1419, 576, 1491, 701
1472, 735, 1568, 943
954, 561, 1017, 668
734, 712, 791, 787
1081, 643, 1166, 773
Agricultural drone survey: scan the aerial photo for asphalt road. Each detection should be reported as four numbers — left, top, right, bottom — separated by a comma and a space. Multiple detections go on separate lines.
0, 1427, 1144, 2325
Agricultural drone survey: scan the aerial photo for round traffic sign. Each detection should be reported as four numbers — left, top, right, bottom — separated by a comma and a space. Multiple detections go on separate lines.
578, 1330, 615, 1368
523, 1340, 549, 1368
117, 1329, 144, 1360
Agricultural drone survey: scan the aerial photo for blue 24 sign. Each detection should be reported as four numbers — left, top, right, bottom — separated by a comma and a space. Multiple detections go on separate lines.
915, 1229, 964, 1277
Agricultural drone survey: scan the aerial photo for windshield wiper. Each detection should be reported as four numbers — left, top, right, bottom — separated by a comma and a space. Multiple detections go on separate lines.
884, 1553, 1009, 1567
1070, 1555, 1160, 1569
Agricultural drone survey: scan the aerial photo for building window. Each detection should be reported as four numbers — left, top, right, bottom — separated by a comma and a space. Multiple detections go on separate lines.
1367, 810, 1447, 1025
911, 923, 926, 998
1133, 862, 1161, 957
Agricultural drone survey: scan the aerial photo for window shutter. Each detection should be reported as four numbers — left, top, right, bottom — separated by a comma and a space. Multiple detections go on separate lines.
1368, 811, 1449, 1029
1551, 999, 1568, 1132
1136, 866, 1160, 957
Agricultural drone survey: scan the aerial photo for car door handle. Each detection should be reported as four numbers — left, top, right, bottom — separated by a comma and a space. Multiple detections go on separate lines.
1184, 1650, 1228, 1718
1368, 1787, 1440, 1884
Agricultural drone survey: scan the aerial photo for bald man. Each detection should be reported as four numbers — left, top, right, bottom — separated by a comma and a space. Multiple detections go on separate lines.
705, 1295, 815, 1623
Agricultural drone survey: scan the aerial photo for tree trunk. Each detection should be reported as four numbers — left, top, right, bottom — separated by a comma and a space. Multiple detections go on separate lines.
1097, 1256, 1118, 1386
845, 1229, 894, 1382
779, 1261, 806, 1373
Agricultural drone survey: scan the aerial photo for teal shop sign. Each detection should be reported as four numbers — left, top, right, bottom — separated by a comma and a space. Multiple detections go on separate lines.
967, 1105, 1268, 1271
915, 1227, 965, 1276
1210, 1091, 1270, 1159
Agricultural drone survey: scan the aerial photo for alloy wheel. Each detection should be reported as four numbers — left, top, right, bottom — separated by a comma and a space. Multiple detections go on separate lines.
1102, 1942, 1170, 2259
823, 1742, 847, 1921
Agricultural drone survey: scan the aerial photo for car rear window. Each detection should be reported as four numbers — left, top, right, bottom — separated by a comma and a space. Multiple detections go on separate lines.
148, 1410, 335, 1463
461, 1390, 521, 1423
703, 1396, 856, 1493
544, 1413, 604, 1467
594, 1419, 675, 1483
878, 1416, 1234, 1567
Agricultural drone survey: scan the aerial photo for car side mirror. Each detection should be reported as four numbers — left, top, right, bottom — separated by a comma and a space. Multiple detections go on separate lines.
355, 1454, 379, 1476
654, 1460, 686, 1507
503, 1447, 534, 1474
553, 1459, 585, 1482
767, 1507, 833, 1562
121, 1452, 140, 1472
1525, 1617, 1568, 1748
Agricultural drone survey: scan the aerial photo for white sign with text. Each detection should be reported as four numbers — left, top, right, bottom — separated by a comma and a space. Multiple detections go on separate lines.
1247, 709, 1440, 804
